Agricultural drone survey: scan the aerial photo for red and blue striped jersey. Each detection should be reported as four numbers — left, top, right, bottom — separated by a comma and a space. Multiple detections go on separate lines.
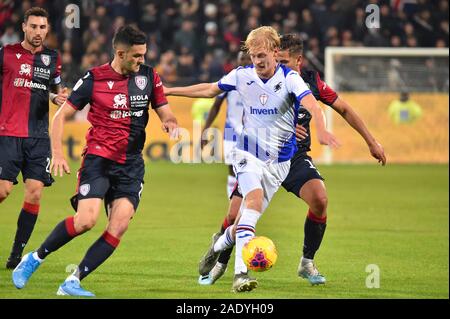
0, 43, 61, 138
66, 63, 168, 164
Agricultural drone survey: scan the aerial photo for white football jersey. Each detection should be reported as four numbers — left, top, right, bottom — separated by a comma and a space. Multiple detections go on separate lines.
221, 90, 244, 141
218, 64, 311, 162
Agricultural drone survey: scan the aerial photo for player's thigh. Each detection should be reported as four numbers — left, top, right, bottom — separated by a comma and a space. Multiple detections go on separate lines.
264, 160, 291, 200
22, 138, 54, 187
106, 198, 135, 238
0, 136, 23, 186
282, 155, 324, 199
232, 150, 263, 196
106, 156, 145, 214
75, 154, 111, 201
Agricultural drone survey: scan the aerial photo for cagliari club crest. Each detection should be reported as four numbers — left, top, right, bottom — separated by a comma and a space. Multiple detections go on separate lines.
79, 184, 90, 196
135, 76, 147, 90
41, 54, 50, 66
259, 93, 268, 105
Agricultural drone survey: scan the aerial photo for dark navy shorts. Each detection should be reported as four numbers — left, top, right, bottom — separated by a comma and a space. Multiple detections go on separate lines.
70, 154, 145, 214
0, 136, 54, 186
281, 154, 324, 198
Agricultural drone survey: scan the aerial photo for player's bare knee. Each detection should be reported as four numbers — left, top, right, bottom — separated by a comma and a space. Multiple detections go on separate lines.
74, 214, 97, 232
310, 195, 328, 217
246, 200, 262, 212
245, 193, 263, 212
79, 218, 97, 232
107, 220, 129, 239
24, 188, 42, 204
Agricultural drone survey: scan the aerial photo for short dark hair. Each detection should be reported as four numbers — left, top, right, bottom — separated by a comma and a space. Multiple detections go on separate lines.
113, 25, 147, 48
24, 7, 49, 23
280, 34, 303, 56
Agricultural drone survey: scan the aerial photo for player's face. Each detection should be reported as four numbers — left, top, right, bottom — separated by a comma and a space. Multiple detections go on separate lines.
123, 44, 147, 73
248, 47, 277, 78
22, 16, 49, 48
276, 50, 301, 72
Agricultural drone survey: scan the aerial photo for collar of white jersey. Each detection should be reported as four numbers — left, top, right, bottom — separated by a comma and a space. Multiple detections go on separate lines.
252, 63, 282, 85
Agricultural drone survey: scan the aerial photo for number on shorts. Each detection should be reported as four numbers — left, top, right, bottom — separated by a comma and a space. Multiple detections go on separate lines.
45, 157, 51, 173
138, 182, 144, 199
304, 159, 321, 175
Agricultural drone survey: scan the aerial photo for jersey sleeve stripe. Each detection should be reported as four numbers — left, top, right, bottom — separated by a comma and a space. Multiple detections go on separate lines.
218, 82, 236, 91
296, 90, 312, 102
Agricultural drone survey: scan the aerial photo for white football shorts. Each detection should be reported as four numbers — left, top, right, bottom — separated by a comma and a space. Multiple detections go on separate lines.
231, 148, 290, 213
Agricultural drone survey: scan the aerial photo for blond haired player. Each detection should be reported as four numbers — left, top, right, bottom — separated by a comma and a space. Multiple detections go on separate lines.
164, 26, 339, 292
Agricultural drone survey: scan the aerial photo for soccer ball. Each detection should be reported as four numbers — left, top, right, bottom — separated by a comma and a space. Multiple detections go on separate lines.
242, 236, 278, 272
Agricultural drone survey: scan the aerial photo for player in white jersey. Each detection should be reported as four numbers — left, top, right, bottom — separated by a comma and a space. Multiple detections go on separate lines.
164, 26, 340, 292
201, 52, 251, 199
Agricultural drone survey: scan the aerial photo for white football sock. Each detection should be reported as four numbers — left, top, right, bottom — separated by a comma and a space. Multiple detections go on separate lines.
213, 226, 235, 252
234, 208, 261, 274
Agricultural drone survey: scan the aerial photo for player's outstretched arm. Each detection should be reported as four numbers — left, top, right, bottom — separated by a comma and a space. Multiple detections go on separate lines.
164, 82, 222, 98
301, 93, 341, 148
155, 104, 179, 139
50, 102, 77, 177
331, 97, 386, 165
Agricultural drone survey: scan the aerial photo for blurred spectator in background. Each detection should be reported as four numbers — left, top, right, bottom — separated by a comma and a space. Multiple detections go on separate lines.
388, 91, 423, 124
0, 0, 447, 88
0, 23, 19, 45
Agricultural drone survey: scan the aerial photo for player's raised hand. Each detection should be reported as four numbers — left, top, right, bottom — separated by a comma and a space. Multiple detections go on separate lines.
295, 124, 308, 141
317, 130, 341, 149
162, 119, 179, 139
369, 141, 386, 166
54, 87, 69, 106
50, 154, 70, 177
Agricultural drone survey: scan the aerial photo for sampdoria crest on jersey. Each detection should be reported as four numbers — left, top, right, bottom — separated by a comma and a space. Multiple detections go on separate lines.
79, 184, 90, 196
19, 63, 32, 76
113, 93, 128, 109
135, 76, 147, 90
274, 82, 282, 92
41, 54, 50, 66
259, 93, 268, 106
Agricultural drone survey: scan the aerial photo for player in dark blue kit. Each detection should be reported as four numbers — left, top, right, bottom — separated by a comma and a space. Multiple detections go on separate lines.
199, 34, 386, 286
12, 26, 178, 297
0, 7, 67, 269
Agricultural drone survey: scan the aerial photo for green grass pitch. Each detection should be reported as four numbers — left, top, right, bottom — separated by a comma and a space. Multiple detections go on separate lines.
0, 162, 448, 299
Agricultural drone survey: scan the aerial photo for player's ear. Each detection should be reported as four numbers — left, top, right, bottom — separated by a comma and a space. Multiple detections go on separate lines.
297, 55, 303, 67
116, 49, 126, 60
22, 22, 26, 33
